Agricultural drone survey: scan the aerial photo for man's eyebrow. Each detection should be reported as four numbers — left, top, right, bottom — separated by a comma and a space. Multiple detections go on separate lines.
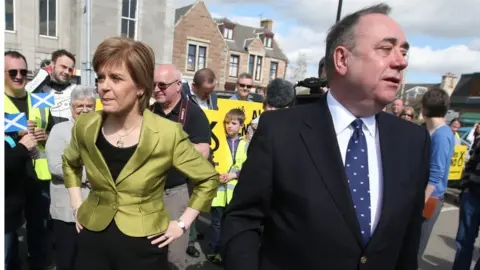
381, 38, 410, 50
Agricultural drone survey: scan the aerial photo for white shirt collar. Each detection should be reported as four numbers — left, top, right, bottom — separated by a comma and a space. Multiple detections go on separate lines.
326, 91, 377, 138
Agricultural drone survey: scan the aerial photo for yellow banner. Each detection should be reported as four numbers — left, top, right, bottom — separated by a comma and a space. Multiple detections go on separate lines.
449, 145, 468, 180
204, 110, 230, 174
206, 99, 263, 173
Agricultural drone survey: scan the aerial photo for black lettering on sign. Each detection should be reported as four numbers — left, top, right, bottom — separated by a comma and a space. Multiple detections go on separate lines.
457, 151, 465, 167
210, 121, 219, 152
451, 151, 458, 167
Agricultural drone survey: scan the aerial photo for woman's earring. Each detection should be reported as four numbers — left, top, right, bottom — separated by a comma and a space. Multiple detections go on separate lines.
137, 92, 143, 97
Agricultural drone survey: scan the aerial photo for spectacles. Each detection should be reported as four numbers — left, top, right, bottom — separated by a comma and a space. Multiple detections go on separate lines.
73, 104, 95, 113
400, 113, 413, 117
6, 69, 28, 78
238, 83, 253, 89
154, 80, 179, 89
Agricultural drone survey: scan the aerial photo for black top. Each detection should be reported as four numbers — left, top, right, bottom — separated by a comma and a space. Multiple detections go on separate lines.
6, 94, 55, 132
96, 131, 137, 182
152, 96, 211, 189
5, 139, 34, 232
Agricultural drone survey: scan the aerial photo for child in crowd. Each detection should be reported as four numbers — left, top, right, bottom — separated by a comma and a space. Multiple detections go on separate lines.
207, 108, 248, 265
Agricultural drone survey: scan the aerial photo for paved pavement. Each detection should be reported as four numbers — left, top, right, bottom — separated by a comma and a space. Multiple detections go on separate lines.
419, 201, 480, 270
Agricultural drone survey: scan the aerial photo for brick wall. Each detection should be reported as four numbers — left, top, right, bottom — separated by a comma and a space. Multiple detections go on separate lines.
173, 2, 228, 89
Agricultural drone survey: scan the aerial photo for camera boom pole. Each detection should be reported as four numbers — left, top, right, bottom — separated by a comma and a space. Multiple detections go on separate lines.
336, 0, 343, 22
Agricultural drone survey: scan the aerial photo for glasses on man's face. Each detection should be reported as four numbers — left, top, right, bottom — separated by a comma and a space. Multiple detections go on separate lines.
6, 69, 28, 79
73, 104, 95, 113
238, 83, 253, 89
154, 80, 179, 90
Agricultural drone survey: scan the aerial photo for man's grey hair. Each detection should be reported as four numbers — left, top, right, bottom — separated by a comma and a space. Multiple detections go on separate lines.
70, 85, 97, 104
324, 3, 392, 77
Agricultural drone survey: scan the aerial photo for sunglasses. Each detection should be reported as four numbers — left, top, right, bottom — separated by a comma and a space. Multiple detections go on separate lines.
154, 80, 179, 89
6, 69, 28, 78
239, 83, 253, 89
400, 113, 413, 117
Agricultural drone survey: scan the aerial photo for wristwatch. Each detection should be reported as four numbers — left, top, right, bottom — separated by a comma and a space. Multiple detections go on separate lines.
176, 219, 187, 233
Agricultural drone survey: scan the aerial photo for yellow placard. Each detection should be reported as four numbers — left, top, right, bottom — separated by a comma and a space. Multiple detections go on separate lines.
96, 98, 103, 111
449, 145, 468, 180
204, 110, 230, 174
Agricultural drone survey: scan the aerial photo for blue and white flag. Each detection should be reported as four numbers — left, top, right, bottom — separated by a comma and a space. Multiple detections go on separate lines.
31, 92, 55, 108
5, 113, 28, 133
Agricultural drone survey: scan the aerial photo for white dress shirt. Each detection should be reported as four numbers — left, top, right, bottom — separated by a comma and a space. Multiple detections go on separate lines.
326, 92, 384, 233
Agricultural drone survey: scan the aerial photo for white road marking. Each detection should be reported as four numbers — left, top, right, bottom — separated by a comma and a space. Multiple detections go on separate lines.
441, 206, 459, 212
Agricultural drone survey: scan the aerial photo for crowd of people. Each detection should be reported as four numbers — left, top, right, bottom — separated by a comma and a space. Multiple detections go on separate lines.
4, 2, 480, 270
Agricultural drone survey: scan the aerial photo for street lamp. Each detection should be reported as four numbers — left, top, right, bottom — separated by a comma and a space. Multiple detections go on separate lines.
336, 0, 343, 22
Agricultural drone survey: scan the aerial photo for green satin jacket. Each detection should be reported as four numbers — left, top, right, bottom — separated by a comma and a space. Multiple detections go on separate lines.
62, 109, 219, 237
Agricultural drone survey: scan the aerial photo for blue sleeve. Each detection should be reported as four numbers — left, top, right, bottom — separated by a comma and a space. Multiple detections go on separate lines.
428, 131, 452, 186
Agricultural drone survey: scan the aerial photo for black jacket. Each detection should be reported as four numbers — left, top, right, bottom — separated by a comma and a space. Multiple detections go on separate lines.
221, 96, 430, 270
5, 138, 33, 232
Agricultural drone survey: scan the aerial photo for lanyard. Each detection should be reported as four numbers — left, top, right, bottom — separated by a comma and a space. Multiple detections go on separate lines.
5, 136, 16, 148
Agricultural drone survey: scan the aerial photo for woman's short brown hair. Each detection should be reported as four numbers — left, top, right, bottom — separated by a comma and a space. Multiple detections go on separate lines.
92, 36, 155, 112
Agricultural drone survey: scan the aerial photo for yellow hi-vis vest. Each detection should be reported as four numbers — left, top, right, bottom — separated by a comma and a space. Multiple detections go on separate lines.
4, 93, 52, 180
211, 139, 247, 207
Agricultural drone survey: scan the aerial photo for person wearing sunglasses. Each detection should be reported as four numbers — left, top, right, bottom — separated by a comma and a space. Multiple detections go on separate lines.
229, 73, 256, 102
399, 106, 415, 122
4, 50, 55, 270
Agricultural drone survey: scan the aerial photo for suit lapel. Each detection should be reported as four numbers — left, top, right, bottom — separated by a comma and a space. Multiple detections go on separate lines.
299, 96, 364, 247
369, 113, 404, 240
84, 112, 115, 187
116, 110, 160, 185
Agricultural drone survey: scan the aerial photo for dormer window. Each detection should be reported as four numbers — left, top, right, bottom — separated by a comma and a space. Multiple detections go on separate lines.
265, 37, 272, 48
224, 27, 233, 40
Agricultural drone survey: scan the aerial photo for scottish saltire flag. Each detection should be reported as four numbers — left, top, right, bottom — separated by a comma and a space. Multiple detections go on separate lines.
5, 113, 28, 133
31, 92, 55, 108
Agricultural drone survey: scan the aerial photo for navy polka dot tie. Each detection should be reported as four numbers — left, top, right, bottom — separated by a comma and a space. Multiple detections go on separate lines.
345, 119, 371, 245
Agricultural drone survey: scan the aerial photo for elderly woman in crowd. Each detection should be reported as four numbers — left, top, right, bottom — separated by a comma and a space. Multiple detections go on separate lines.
45, 86, 97, 270
62, 37, 218, 270
399, 106, 415, 122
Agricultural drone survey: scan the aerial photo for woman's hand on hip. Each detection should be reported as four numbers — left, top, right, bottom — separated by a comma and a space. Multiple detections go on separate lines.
73, 207, 83, 233
148, 220, 185, 248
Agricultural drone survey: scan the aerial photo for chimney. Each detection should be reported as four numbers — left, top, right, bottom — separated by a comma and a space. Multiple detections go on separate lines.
261, 19, 273, 31
440, 72, 458, 96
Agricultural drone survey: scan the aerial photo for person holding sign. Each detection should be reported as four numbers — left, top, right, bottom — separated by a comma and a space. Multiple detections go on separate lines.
4, 50, 55, 270
62, 37, 218, 270
207, 108, 248, 265
417, 87, 455, 260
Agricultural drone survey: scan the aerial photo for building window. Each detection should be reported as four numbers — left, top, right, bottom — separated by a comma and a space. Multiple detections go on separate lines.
224, 28, 233, 39
248, 55, 263, 81
255, 56, 263, 81
5, 0, 14, 31
39, 0, 56, 37
187, 43, 207, 72
121, 0, 137, 39
269, 62, 278, 80
265, 37, 272, 48
248, 55, 255, 74
229, 55, 239, 77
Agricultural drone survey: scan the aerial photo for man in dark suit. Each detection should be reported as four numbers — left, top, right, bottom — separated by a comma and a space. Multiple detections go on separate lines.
220, 3, 430, 270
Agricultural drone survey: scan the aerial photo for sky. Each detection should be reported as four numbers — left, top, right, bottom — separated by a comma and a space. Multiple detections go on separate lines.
174, 0, 480, 84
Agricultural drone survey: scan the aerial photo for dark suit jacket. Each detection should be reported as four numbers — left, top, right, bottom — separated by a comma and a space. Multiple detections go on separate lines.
221, 96, 430, 270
